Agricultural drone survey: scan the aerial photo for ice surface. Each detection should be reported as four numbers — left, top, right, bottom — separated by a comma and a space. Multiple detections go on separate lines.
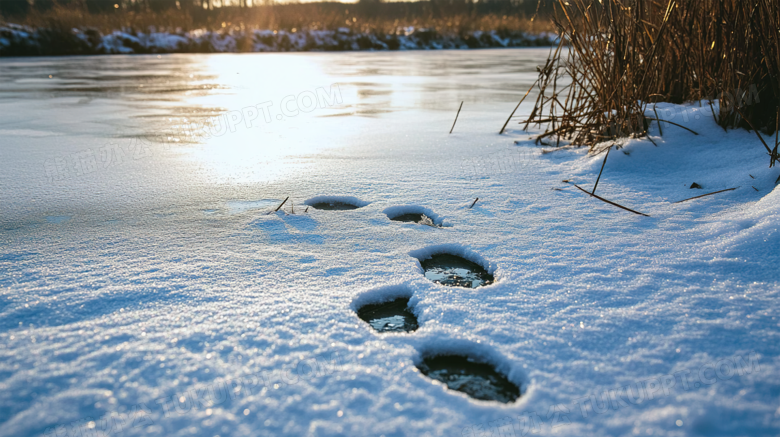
0, 49, 778, 437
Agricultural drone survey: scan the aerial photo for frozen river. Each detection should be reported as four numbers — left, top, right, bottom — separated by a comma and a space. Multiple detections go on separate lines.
1, 49, 778, 437
0, 49, 545, 222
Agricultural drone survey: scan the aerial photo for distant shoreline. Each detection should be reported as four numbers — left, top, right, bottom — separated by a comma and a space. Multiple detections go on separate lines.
0, 24, 556, 57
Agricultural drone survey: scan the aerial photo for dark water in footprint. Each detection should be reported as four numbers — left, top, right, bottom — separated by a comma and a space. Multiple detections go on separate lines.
310, 202, 361, 210
357, 298, 419, 333
417, 355, 520, 403
392, 213, 426, 222
420, 254, 494, 288
390, 213, 438, 227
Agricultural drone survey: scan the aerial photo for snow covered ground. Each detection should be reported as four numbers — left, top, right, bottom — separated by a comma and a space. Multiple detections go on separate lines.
0, 49, 778, 437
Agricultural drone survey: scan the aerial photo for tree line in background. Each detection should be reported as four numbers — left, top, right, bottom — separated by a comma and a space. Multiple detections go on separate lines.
0, 0, 554, 17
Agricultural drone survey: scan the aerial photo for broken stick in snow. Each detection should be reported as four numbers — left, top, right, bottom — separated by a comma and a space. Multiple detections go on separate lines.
450, 101, 464, 134
673, 188, 738, 204
267, 196, 289, 214
573, 184, 649, 217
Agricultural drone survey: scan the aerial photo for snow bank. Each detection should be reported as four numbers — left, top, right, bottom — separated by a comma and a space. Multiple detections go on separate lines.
0, 23, 556, 56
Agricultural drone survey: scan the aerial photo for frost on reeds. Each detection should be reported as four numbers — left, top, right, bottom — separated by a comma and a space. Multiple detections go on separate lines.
520, 0, 780, 167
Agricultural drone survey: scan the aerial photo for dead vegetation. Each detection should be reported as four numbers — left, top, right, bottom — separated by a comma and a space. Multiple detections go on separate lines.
518, 0, 780, 167
4, 1, 555, 36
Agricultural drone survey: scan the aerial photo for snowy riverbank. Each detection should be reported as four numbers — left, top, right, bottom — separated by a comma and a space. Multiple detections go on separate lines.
1, 50, 778, 437
0, 23, 555, 56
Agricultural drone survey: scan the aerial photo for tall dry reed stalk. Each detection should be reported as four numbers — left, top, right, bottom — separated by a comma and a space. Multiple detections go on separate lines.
523, 0, 780, 167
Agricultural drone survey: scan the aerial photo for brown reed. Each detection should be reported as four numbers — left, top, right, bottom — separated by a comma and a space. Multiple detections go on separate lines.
522, 0, 780, 167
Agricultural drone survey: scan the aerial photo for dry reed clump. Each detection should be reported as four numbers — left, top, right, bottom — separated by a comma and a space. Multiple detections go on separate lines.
9, 3, 555, 36
521, 0, 780, 167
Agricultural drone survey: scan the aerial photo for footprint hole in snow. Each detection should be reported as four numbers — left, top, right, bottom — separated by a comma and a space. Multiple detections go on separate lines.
356, 297, 419, 333
304, 195, 369, 211
410, 245, 495, 289
415, 349, 521, 403
383, 205, 447, 228
351, 285, 418, 334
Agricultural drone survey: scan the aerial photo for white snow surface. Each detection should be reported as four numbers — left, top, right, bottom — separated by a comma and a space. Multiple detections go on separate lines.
0, 50, 779, 437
